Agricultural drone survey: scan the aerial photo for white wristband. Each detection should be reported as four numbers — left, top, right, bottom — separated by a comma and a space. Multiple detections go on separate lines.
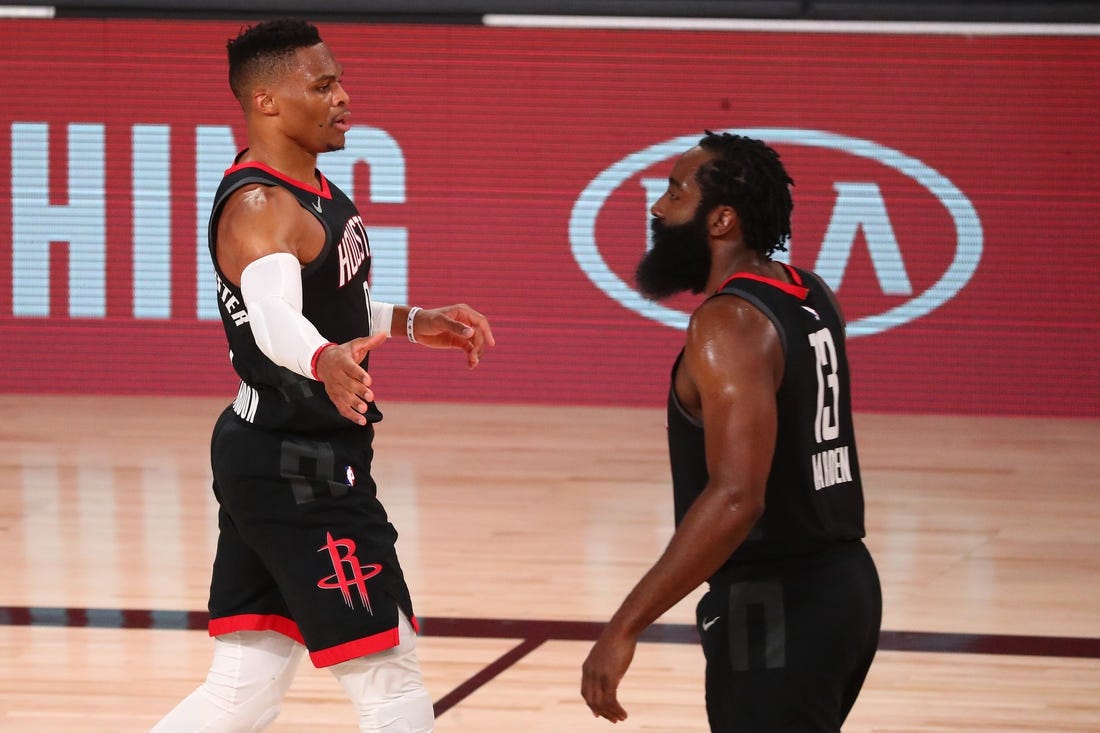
407, 306, 422, 344
370, 301, 394, 337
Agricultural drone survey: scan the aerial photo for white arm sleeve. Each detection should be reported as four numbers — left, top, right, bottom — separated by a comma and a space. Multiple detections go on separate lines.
240, 252, 332, 380
370, 301, 395, 337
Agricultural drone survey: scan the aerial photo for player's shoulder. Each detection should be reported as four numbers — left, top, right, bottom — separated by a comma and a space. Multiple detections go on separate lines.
221, 181, 305, 226
689, 290, 774, 342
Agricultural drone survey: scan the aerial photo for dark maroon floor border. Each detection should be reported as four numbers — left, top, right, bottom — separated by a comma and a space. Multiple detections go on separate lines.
4, 606, 1099, 717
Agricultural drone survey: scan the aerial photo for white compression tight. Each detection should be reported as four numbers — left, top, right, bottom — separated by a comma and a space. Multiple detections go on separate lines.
150, 614, 432, 733
331, 613, 434, 732
150, 630, 303, 733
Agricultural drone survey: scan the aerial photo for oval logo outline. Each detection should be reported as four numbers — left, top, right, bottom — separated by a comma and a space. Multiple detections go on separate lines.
568, 128, 983, 337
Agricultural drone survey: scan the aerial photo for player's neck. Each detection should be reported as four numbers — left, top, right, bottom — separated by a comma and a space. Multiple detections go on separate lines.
241, 141, 320, 189
706, 247, 779, 293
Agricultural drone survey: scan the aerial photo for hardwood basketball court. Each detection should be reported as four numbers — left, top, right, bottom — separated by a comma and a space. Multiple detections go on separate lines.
2, 395, 1098, 731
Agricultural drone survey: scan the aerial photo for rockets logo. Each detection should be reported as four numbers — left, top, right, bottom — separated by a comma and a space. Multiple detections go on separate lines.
316, 532, 382, 611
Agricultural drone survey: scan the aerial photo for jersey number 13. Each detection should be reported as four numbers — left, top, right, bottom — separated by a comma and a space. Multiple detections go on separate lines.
808, 328, 841, 444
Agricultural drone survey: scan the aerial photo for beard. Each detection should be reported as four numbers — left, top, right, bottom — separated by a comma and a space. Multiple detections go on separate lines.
634, 208, 712, 300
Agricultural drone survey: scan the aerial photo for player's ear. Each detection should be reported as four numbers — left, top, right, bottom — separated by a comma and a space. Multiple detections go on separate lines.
708, 205, 738, 237
253, 88, 278, 117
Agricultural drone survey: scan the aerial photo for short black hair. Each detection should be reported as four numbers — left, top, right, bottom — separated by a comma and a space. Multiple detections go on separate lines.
695, 131, 794, 258
226, 18, 323, 104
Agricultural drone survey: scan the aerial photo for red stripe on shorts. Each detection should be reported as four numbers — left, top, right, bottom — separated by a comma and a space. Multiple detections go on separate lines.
309, 621, 414, 668
208, 613, 306, 645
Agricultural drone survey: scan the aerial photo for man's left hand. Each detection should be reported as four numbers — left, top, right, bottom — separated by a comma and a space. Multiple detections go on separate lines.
581, 626, 636, 723
411, 304, 495, 368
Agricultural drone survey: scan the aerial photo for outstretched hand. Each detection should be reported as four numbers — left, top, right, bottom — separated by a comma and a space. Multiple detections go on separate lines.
411, 304, 496, 368
313, 332, 388, 425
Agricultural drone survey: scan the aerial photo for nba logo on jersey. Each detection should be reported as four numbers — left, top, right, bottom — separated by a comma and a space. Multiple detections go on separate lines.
345, 466, 356, 486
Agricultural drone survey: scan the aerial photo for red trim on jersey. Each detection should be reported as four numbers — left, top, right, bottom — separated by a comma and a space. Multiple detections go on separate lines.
719, 263, 809, 300
224, 159, 333, 199
208, 613, 306, 645
779, 262, 803, 286
308, 623, 407, 668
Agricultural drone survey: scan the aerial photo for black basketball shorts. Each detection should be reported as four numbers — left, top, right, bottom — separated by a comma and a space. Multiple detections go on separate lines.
696, 541, 881, 732
206, 407, 417, 668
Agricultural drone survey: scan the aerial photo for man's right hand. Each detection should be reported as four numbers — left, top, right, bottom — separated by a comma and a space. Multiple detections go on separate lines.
313, 333, 388, 425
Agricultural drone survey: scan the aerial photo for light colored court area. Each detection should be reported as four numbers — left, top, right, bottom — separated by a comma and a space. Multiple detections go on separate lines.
2, 395, 1098, 731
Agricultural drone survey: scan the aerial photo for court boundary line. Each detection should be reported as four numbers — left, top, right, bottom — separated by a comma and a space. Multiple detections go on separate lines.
5, 605, 1099, 716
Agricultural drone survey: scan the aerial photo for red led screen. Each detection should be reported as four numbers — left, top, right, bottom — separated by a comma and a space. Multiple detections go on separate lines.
1, 19, 1097, 416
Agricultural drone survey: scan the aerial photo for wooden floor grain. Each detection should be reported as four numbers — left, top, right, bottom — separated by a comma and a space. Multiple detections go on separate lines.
1, 395, 1097, 731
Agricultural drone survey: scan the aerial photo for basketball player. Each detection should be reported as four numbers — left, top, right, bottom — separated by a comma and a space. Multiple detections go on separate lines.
581, 133, 881, 731
152, 19, 494, 733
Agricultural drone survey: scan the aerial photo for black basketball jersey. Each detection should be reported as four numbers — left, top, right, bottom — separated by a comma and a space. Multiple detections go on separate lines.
667, 264, 865, 573
208, 156, 382, 433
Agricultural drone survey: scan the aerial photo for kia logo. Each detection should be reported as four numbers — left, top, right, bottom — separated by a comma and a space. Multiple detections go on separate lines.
569, 128, 983, 337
